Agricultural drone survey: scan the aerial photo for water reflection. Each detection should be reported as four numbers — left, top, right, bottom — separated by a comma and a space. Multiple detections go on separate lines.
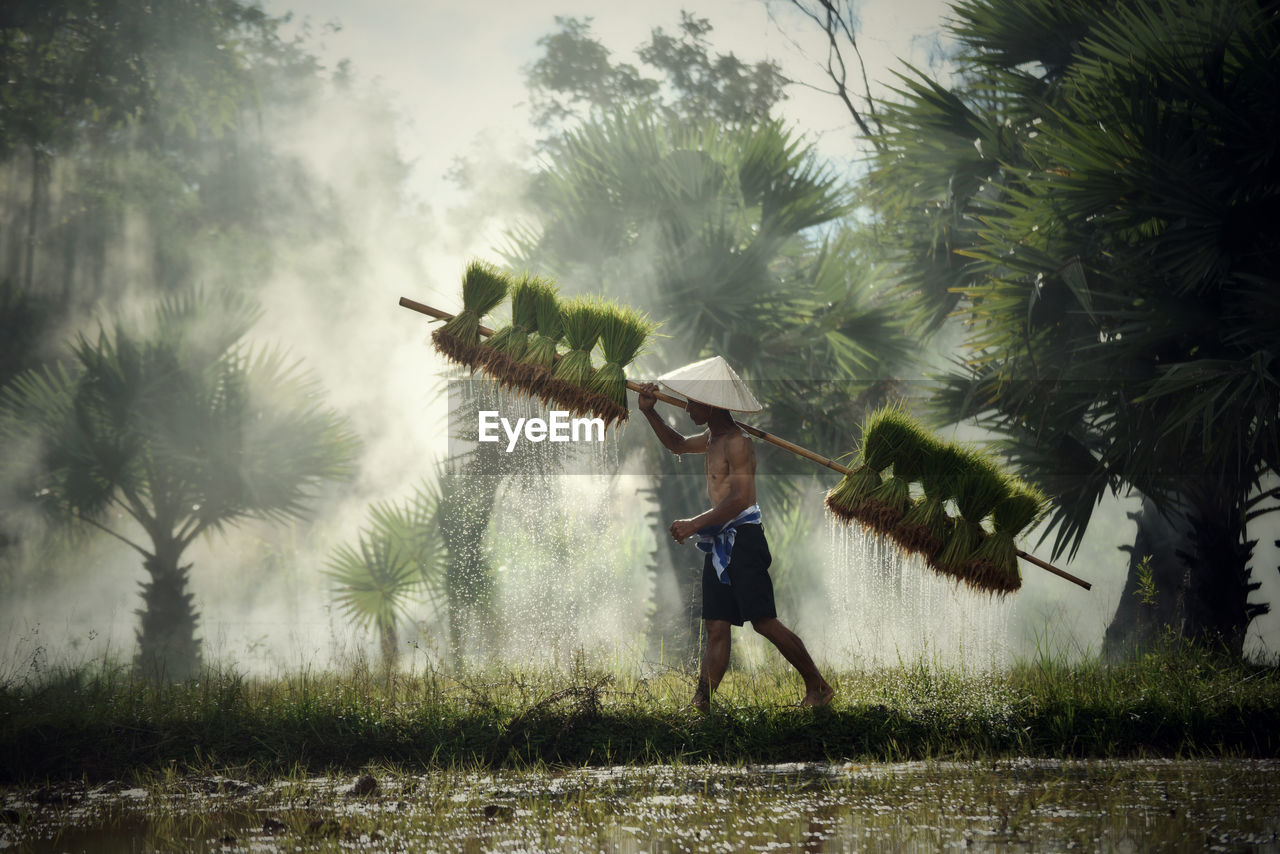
3, 759, 1277, 852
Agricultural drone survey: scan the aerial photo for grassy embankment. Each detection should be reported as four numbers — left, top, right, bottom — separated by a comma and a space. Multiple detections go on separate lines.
2, 642, 1277, 783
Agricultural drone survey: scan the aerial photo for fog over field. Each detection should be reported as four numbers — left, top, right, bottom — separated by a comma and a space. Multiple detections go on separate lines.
3, 0, 1276, 679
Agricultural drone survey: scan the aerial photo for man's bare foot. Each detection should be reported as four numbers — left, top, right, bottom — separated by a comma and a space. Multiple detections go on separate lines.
692, 679, 712, 713
800, 683, 834, 708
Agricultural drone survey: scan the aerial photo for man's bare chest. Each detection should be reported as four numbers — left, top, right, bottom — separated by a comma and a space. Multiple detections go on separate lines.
704, 439, 732, 478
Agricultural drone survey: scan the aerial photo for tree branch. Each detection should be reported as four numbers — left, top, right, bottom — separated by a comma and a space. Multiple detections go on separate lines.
782, 0, 885, 145
777, 73, 842, 100
73, 512, 151, 559
116, 483, 161, 546
177, 516, 213, 552
1245, 501, 1279, 524
1245, 485, 1279, 511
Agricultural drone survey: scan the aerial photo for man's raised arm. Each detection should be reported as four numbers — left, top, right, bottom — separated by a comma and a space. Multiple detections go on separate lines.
636, 382, 708, 456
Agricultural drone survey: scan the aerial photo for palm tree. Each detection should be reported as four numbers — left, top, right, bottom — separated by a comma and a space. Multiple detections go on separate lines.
868, 0, 1279, 655
325, 479, 447, 671
504, 109, 917, 656
0, 291, 360, 679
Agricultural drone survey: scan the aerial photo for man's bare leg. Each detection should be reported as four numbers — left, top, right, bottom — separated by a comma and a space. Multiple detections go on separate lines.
694, 619, 732, 711
751, 617, 834, 706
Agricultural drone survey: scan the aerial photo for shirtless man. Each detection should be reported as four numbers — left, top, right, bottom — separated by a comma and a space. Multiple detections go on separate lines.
637, 363, 833, 711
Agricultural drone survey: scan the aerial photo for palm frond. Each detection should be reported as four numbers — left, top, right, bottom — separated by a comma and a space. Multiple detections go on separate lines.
325, 535, 423, 632
325, 479, 449, 633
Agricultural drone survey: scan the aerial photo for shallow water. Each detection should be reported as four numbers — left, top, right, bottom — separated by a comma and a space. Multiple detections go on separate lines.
3, 759, 1278, 852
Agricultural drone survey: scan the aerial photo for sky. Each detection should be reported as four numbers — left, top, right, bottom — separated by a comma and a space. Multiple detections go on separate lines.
245, 0, 1279, 663
268, 0, 954, 211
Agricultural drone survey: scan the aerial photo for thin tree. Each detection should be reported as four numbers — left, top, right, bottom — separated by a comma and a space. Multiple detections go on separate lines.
325, 480, 447, 671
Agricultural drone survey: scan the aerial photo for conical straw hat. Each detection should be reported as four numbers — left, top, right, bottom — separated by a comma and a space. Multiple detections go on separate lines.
657, 355, 762, 412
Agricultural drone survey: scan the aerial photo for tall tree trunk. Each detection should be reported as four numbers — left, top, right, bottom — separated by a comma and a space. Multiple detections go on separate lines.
1104, 497, 1192, 657
636, 482, 684, 666
1105, 494, 1267, 659
23, 146, 43, 292
1179, 502, 1264, 656
378, 619, 399, 673
134, 544, 202, 681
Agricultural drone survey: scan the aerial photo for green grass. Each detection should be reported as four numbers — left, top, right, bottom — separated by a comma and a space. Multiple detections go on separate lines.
2, 641, 1277, 783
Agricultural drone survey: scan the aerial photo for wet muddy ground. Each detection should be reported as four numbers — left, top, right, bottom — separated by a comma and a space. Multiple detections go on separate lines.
3, 759, 1278, 852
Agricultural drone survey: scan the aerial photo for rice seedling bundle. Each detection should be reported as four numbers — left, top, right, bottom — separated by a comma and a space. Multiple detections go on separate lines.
953, 450, 1010, 525
516, 284, 564, 397
861, 405, 920, 473
932, 514, 982, 582
483, 275, 540, 360
432, 261, 510, 369
862, 416, 937, 535
825, 405, 912, 526
546, 297, 607, 415
963, 481, 1047, 594
584, 302, 657, 424
892, 441, 967, 558
825, 456, 882, 526
931, 452, 1012, 591
480, 275, 552, 392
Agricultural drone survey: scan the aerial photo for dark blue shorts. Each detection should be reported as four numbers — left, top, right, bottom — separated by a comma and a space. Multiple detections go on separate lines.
701, 524, 777, 626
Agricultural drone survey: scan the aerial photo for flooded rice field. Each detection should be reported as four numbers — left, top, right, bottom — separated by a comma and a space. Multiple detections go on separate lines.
3, 759, 1277, 852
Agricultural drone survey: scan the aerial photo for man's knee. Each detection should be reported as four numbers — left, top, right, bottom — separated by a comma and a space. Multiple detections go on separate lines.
751, 617, 781, 637
705, 619, 732, 643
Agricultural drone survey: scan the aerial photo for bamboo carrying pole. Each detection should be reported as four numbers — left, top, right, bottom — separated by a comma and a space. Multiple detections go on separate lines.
400, 296, 1092, 591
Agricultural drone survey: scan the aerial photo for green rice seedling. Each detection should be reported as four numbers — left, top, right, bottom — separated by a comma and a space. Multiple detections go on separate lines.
861, 405, 920, 473
480, 275, 551, 392
862, 415, 937, 535
584, 302, 657, 424
827, 405, 916, 528
892, 441, 966, 558
930, 513, 982, 588
952, 449, 1011, 525
931, 449, 1012, 592
546, 297, 607, 415
432, 260, 510, 369
963, 481, 1047, 594
515, 283, 563, 396
860, 467, 910, 535
825, 461, 882, 526
483, 275, 540, 360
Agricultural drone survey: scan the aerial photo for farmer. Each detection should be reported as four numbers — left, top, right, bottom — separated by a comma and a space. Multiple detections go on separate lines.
636, 355, 834, 711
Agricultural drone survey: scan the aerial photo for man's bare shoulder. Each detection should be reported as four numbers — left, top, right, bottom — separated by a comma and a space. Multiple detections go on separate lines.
682, 428, 711, 454
717, 428, 755, 459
